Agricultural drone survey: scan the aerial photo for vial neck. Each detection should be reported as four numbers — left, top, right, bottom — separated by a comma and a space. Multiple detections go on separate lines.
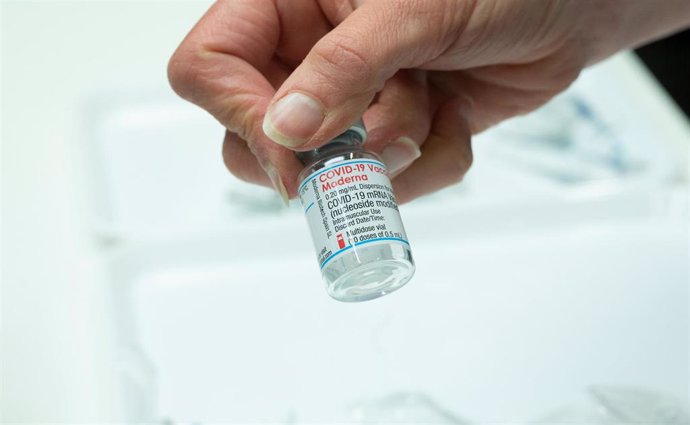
298, 139, 364, 166
296, 126, 366, 166
303, 144, 366, 170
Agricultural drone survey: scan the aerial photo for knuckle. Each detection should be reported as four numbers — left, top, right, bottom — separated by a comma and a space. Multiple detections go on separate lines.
222, 136, 241, 174
445, 137, 473, 183
170, 49, 263, 141
218, 93, 264, 140
222, 134, 255, 183
390, 0, 475, 56
310, 34, 376, 87
167, 47, 207, 102
553, 64, 582, 92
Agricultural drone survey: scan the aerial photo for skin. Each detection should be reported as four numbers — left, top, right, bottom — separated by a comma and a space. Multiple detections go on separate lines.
168, 0, 690, 203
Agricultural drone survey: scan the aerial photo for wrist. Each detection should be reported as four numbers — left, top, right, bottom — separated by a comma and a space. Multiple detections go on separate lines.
581, 0, 690, 65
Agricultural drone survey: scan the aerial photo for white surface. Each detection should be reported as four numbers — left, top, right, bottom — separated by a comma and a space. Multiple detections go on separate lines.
2, 1, 213, 421
2, 1, 689, 423
100, 68, 690, 422
127, 212, 688, 423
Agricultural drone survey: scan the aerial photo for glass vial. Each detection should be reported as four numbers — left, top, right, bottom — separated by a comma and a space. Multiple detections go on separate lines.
297, 120, 415, 302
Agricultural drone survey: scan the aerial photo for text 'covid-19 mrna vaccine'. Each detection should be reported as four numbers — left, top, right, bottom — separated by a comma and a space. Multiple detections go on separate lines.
297, 120, 415, 302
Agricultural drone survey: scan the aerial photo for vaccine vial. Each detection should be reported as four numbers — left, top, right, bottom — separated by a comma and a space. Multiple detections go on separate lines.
297, 120, 415, 302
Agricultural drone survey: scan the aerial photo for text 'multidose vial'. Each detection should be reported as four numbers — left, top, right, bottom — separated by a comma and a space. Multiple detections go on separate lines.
297, 120, 415, 302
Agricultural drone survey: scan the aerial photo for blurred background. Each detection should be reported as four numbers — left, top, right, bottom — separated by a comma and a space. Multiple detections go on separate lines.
2, 1, 689, 424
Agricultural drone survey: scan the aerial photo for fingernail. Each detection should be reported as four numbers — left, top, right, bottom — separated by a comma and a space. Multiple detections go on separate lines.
380, 137, 421, 176
266, 166, 290, 206
262, 92, 324, 147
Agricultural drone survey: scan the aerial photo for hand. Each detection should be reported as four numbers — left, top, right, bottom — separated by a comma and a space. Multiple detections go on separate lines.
168, 0, 690, 203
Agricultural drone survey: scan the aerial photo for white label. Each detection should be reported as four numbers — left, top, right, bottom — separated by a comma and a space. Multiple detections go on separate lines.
298, 158, 410, 269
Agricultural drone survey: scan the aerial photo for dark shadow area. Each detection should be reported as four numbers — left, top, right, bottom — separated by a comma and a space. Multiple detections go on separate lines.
636, 28, 690, 119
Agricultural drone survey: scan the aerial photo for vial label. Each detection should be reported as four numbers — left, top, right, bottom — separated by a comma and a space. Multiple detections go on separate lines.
299, 159, 410, 269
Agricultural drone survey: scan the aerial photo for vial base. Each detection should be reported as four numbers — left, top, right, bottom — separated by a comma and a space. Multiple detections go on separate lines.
321, 243, 415, 302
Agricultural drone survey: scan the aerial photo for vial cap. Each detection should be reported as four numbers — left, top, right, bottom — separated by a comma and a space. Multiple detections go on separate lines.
295, 119, 367, 164
347, 119, 368, 144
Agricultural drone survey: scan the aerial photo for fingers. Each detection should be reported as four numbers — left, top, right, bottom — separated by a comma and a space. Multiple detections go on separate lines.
363, 70, 432, 177
427, 51, 582, 133
273, 0, 332, 68
392, 98, 473, 204
222, 132, 272, 188
168, 0, 303, 197
168, 0, 277, 136
262, 0, 469, 149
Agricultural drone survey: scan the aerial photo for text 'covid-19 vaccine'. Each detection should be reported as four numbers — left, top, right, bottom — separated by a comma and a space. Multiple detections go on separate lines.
297, 120, 415, 302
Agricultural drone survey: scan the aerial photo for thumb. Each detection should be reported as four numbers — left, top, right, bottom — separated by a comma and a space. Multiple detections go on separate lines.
262, 0, 468, 149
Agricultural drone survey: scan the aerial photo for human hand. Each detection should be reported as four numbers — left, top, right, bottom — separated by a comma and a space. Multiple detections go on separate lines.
168, 0, 690, 203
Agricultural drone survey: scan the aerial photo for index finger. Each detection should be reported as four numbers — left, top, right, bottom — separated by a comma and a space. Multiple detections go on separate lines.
168, 0, 303, 196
